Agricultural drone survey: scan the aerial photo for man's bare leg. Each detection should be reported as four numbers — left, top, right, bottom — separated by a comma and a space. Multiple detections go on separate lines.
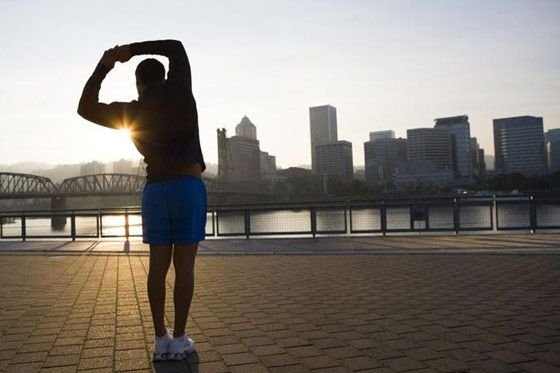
148, 245, 173, 337
172, 243, 198, 337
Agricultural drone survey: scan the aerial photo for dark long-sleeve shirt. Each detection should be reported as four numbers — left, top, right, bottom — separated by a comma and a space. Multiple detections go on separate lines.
77, 40, 206, 183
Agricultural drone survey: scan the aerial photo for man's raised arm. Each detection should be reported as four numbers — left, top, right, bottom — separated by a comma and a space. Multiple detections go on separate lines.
77, 48, 132, 129
126, 40, 192, 92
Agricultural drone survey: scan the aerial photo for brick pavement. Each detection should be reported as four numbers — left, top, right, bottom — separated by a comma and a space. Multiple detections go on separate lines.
0, 251, 559, 372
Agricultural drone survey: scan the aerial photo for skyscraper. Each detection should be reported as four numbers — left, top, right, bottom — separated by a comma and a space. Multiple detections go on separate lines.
235, 116, 257, 140
493, 116, 547, 176
407, 128, 452, 171
217, 116, 277, 183
315, 141, 353, 181
260, 151, 277, 179
369, 130, 395, 141
112, 159, 133, 174
546, 128, 560, 174
80, 161, 105, 176
309, 105, 338, 173
434, 115, 472, 179
470, 137, 486, 178
364, 137, 407, 185
228, 135, 261, 182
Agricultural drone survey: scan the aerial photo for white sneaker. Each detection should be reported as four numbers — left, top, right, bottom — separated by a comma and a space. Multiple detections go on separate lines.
168, 333, 196, 360
152, 330, 173, 361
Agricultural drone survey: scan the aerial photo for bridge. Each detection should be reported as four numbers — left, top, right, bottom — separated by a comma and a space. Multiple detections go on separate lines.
0, 172, 271, 203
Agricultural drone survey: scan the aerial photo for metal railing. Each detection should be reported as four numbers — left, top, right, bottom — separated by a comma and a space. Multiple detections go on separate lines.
1, 195, 559, 241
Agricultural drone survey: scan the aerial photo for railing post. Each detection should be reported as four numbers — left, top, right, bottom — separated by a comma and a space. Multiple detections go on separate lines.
409, 205, 414, 231
311, 207, 317, 238
530, 195, 537, 233
98, 209, 103, 238
244, 209, 250, 239
347, 204, 351, 235
453, 198, 459, 234
21, 212, 26, 242
124, 208, 130, 240
381, 202, 387, 236
71, 211, 76, 241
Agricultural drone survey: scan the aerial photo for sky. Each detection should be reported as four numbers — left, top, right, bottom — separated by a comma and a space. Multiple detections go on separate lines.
1, 0, 559, 168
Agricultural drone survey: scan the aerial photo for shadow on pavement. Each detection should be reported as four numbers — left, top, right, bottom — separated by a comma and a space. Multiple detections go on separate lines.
152, 352, 199, 373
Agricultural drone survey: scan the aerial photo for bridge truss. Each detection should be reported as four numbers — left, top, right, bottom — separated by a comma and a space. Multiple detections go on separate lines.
57, 174, 146, 195
0, 172, 57, 197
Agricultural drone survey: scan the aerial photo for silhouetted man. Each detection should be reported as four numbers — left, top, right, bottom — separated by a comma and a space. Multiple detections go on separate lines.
78, 40, 206, 361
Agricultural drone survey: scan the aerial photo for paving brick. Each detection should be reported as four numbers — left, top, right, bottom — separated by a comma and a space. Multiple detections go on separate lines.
197, 360, 230, 372
0, 247, 559, 373
5, 362, 43, 373
43, 354, 80, 368
268, 365, 310, 373
342, 355, 383, 370
229, 363, 269, 373
300, 355, 341, 369
404, 347, 445, 361
381, 356, 427, 371
215, 343, 251, 354
260, 353, 297, 367
528, 350, 560, 367
12, 351, 49, 364
222, 352, 260, 366
78, 356, 113, 370
80, 347, 113, 358
287, 345, 324, 358
114, 357, 151, 371
487, 349, 537, 364
40, 366, 77, 373
515, 360, 560, 373
425, 357, 470, 372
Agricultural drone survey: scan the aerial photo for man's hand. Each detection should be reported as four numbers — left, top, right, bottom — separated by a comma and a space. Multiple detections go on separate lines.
99, 47, 119, 69
115, 45, 132, 63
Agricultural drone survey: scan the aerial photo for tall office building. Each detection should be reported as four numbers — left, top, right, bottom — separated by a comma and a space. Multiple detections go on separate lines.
227, 135, 261, 182
434, 115, 472, 179
315, 141, 353, 181
395, 160, 454, 187
80, 161, 105, 176
112, 159, 133, 174
309, 105, 338, 173
493, 116, 547, 176
369, 130, 395, 141
364, 137, 407, 185
546, 128, 560, 174
235, 115, 257, 140
470, 137, 486, 178
260, 151, 277, 179
217, 116, 279, 183
407, 128, 452, 171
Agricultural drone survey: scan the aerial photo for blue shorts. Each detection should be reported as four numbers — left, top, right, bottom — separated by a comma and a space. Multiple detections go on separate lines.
142, 175, 207, 245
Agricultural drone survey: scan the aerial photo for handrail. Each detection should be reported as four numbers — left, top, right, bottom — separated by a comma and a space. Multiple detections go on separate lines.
1, 195, 559, 241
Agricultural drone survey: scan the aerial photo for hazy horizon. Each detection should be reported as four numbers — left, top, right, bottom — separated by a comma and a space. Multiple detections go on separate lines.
1, 1, 559, 169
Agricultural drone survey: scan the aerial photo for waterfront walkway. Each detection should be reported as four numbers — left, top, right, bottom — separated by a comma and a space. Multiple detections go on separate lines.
0, 234, 559, 372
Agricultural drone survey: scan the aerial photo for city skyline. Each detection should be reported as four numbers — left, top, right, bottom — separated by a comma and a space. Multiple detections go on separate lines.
1, 1, 559, 168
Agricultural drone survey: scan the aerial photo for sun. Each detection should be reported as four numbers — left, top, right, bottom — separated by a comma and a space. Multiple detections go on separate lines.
102, 126, 139, 161
116, 127, 133, 142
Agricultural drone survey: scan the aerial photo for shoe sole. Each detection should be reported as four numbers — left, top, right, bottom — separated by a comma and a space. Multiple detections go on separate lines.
152, 352, 168, 362
167, 344, 196, 361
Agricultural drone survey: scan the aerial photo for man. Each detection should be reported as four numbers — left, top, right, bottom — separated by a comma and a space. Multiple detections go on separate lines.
78, 40, 206, 361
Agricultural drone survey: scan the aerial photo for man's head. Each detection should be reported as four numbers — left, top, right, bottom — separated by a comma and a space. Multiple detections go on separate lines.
135, 58, 165, 95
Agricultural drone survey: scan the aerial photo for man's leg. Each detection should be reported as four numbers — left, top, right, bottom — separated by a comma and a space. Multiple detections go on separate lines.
148, 244, 173, 337
172, 243, 198, 337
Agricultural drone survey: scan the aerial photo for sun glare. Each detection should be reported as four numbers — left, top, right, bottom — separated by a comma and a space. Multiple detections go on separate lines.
118, 127, 132, 139
101, 126, 139, 161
